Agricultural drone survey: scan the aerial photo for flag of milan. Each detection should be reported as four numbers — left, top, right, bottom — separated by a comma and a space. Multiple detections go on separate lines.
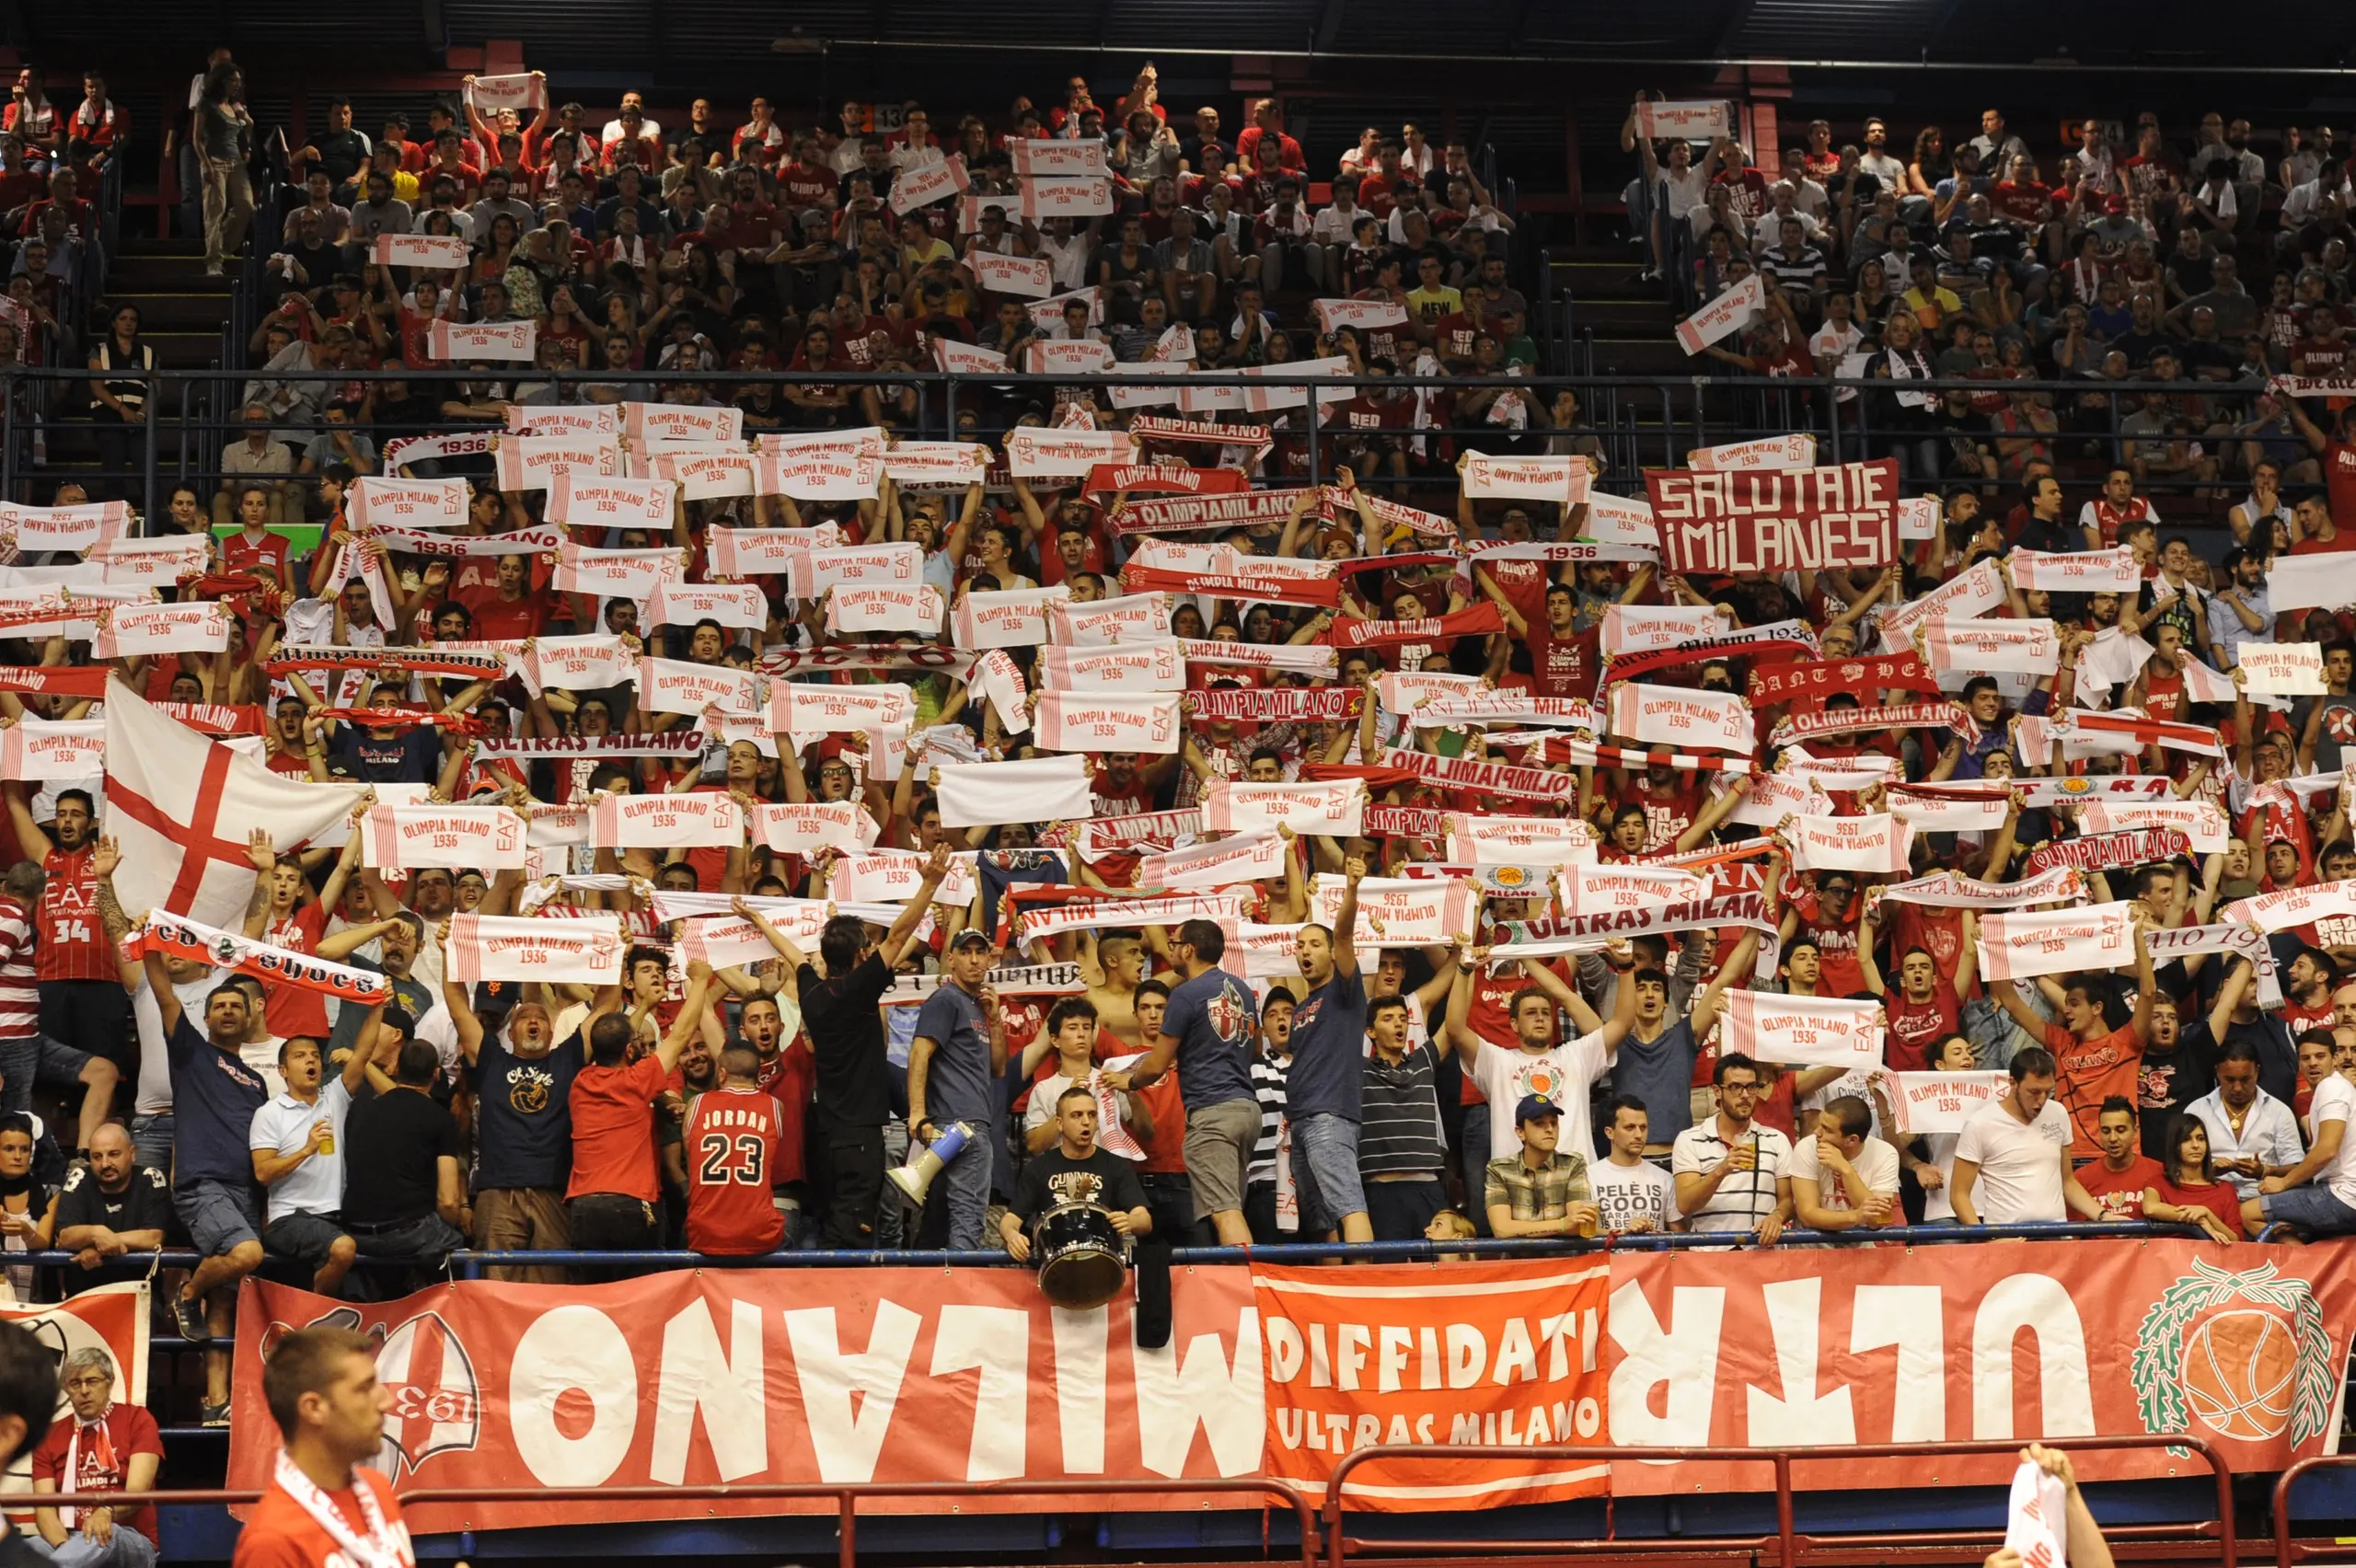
103, 678, 365, 928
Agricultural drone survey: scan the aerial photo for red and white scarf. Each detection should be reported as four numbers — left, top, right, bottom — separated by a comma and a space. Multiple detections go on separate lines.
1978, 901, 2135, 981
445, 913, 626, 985
1721, 991, 1884, 1071
1202, 778, 1365, 835
270, 1452, 412, 1568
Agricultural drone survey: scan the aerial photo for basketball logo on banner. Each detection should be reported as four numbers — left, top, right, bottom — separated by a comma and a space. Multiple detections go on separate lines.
2129, 1258, 2337, 1447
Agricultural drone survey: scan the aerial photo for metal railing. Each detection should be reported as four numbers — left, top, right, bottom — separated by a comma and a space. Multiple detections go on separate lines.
0, 361, 2283, 528
1326, 1436, 2238, 1568
25, 1479, 1322, 1567
2271, 1453, 2356, 1566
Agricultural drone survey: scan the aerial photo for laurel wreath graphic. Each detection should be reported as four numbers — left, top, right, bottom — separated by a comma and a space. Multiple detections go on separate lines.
2130, 1257, 2338, 1451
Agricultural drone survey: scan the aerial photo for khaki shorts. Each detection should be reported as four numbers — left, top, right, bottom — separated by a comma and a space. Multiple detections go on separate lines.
1184, 1097, 1262, 1219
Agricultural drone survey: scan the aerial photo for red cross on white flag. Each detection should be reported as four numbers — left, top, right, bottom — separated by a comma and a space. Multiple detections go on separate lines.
103, 678, 367, 928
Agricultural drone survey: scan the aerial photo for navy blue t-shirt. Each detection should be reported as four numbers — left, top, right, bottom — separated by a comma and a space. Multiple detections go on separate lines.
1161, 969, 1259, 1111
1283, 972, 1367, 1122
334, 725, 441, 785
913, 982, 994, 1124
166, 1015, 269, 1187
471, 1032, 585, 1189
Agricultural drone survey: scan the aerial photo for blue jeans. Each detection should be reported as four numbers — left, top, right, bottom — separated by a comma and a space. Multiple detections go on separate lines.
941, 1124, 994, 1251
1460, 1102, 1492, 1235
31, 1525, 156, 1568
129, 1114, 172, 1175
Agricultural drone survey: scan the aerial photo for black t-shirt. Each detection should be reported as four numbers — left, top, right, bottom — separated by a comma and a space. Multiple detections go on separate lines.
2139, 1026, 2219, 1160
1012, 1145, 1148, 1226
798, 953, 894, 1127
313, 129, 372, 182
52, 1163, 173, 1292
343, 1083, 463, 1225
471, 1032, 584, 1190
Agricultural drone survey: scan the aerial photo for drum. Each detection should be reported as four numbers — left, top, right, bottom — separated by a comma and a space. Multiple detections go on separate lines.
1034, 1202, 1127, 1310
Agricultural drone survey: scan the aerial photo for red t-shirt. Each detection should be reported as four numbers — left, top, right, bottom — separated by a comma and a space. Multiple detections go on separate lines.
2077, 1154, 2164, 1220
37, 844, 113, 984
468, 593, 551, 641
752, 1040, 811, 1184
222, 528, 291, 584
684, 1083, 786, 1253
263, 904, 334, 1039
567, 1054, 667, 1201
1478, 556, 1553, 632
31, 1402, 164, 1542
1789, 891, 1865, 998
1884, 976, 1960, 1072
2155, 1174, 2247, 1238
2043, 1020, 2146, 1159
1529, 623, 1598, 700
232, 1470, 414, 1568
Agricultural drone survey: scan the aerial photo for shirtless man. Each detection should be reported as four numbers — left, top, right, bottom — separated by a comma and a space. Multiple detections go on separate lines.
1080, 930, 1147, 1050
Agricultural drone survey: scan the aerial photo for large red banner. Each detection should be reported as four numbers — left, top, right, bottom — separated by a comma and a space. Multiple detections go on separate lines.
1646, 458, 1899, 574
1606, 1239, 2356, 1493
227, 1268, 1264, 1530
1255, 1261, 1611, 1511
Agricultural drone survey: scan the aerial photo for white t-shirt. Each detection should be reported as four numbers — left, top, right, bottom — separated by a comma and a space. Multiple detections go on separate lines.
238, 1037, 290, 1101
1921, 1131, 1960, 1221
1787, 1133, 1900, 1219
2311, 1072, 2356, 1207
1671, 1119, 1794, 1233
1025, 1068, 1133, 1141
248, 1078, 354, 1223
1471, 1031, 1611, 1167
1592, 1158, 1680, 1233
1953, 1096, 2073, 1223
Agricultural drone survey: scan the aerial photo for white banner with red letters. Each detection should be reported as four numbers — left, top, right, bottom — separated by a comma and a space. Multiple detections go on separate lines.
493, 434, 621, 493
1634, 100, 1730, 138
1006, 428, 1137, 479
638, 657, 757, 718
445, 912, 624, 984
624, 402, 744, 444
1204, 779, 1365, 836
708, 524, 838, 580
1688, 434, 1818, 472
1311, 874, 1475, 945
1674, 273, 1763, 355
591, 791, 746, 848
953, 584, 1070, 650
884, 441, 993, 487
1461, 455, 1590, 506
1608, 682, 1755, 754
1979, 900, 2136, 981
1043, 593, 1172, 647
797, 542, 927, 599
1598, 604, 1729, 657
832, 847, 981, 905
1563, 864, 1708, 916
2225, 879, 2356, 935
1788, 812, 1912, 874
969, 251, 1055, 298
85, 534, 208, 588
550, 475, 678, 528
1034, 691, 1184, 755
1444, 814, 1597, 867
348, 476, 470, 529
1137, 830, 1288, 891
0, 717, 104, 781
751, 801, 879, 855
92, 600, 226, 660
644, 580, 767, 632
1721, 990, 1884, 1069
364, 802, 528, 871
2080, 799, 2229, 854
2241, 642, 2327, 697
1921, 617, 2059, 674
2008, 547, 2141, 593
758, 453, 884, 502
375, 232, 470, 271
508, 405, 622, 437
768, 681, 915, 735
1036, 641, 1186, 693
553, 543, 682, 600
0, 500, 129, 554
431, 318, 536, 363
826, 584, 944, 635
520, 634, 635, 696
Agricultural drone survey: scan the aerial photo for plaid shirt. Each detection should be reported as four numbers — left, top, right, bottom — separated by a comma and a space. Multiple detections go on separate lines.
1484, 1148, 1593, 1220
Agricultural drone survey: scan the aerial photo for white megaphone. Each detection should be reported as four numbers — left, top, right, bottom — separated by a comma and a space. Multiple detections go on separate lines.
886, 1120, 975, 1208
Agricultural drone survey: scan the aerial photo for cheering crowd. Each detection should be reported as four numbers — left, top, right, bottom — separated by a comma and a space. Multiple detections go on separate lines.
0, 66, 2347, 1447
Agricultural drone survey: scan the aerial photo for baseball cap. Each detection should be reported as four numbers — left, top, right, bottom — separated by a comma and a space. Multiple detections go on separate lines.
946, 928, 992, 951
1515, 1093, 1562, 1126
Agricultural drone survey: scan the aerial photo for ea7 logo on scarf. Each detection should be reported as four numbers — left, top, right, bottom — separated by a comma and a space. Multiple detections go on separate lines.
264, 1306, 483, 1476
2130, 1259, 2336, 1447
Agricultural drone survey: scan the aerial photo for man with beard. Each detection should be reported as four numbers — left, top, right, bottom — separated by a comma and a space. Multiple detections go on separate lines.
445, 969, 577, 1284
1283, 858, 1369, 1241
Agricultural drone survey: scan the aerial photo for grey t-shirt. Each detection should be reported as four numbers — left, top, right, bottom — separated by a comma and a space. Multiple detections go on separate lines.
912, 981, 994, 1124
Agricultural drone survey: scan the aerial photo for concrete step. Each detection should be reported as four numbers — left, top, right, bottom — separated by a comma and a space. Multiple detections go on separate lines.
102, 290, 232, 330
106, 256, 230, 293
